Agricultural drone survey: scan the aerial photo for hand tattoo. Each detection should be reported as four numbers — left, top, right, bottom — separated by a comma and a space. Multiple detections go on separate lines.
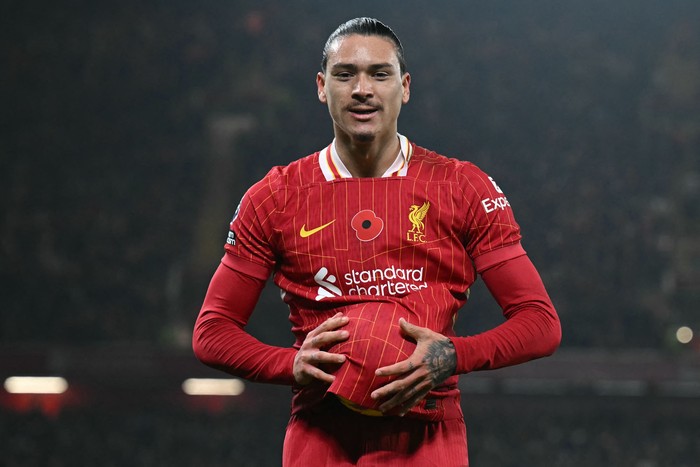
424, 339, 457, 386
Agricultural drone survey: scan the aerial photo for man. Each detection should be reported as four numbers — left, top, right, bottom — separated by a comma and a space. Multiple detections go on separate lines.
193, 17, 561, 466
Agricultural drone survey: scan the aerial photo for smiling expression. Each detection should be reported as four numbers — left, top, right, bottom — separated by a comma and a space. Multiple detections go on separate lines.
317, 34, 411, 144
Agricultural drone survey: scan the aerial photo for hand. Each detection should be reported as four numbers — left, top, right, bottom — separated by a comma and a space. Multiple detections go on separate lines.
370, 318, 456, 416
293, 312, 349, 386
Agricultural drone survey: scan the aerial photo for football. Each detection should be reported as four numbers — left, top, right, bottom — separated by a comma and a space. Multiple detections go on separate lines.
326, 301, 417, 413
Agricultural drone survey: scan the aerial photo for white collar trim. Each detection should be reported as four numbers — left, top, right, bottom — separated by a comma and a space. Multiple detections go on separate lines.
319, 133, 412, 181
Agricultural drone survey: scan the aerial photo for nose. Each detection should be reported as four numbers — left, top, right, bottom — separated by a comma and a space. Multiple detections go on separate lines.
352, 74, 373, 100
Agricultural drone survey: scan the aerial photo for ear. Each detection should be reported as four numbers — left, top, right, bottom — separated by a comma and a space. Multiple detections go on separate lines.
317, 72, 327, 103
401, 72, 411, 104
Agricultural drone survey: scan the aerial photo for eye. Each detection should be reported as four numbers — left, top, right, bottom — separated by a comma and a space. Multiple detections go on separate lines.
335, 72, 353, 80
374, 71, 390, 80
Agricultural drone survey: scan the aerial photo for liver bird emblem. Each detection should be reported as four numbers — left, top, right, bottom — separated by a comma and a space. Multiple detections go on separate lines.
408, 201, 430, 233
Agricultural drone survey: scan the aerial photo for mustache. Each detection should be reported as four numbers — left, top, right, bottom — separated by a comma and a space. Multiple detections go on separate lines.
346, 102, 382, 111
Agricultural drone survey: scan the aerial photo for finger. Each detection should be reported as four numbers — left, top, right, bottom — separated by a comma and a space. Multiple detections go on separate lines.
378, 380, 432, 414
370, 369, 421, 401
294, 349, 347, 385
301, 363, 337, 384
305, 349, 346, 365
310, 314, 349, 336
305, 329, 349, 350
370, 379, 402, 401
398, 318, 426, 339
295, 318, 350, 386
375, 358, 417, 377
394, 386, 433, 416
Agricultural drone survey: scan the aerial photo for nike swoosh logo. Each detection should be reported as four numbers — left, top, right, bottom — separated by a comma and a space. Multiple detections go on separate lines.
300, 220, 336, 238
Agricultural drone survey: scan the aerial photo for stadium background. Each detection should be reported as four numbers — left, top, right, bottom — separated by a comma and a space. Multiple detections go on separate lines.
1, 0, 699, 465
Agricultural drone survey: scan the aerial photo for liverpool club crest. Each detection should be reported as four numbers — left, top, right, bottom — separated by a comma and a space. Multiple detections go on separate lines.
406, 201, 429, 243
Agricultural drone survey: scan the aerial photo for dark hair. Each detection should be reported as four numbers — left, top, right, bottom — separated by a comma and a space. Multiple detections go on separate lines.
321, 17, 406, 74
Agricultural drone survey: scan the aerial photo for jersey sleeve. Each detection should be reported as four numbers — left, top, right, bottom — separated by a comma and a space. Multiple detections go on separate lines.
221, 169, 281, 280
192, 262, 297, 384
451, 254, 561, 374
458, 163, 524, 271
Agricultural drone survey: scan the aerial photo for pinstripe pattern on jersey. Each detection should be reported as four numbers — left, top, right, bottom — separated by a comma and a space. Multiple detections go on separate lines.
226, 138, 520, 323
223, 137, 521, 419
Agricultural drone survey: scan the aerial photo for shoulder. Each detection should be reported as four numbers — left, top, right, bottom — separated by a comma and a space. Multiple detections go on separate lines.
409, 144, 508, 205
246, 150, 324, 198
255, 151, 325, 190
409, 144, 493, 184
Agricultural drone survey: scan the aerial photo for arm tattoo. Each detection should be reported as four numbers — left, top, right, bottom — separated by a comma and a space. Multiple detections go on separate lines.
423, 339, 457, 385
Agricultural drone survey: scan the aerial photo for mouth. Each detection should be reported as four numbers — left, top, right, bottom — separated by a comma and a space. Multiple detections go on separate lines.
348, 106, 379, 121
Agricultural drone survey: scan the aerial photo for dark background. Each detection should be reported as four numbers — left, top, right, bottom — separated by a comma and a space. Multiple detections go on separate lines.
1, 1, 699, 465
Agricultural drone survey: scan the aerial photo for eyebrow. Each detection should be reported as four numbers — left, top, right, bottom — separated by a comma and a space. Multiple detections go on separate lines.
330, 62, 395, 72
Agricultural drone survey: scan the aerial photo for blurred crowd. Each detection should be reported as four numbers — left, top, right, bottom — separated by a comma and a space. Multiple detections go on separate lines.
1, 0, 699, 350
2, 2, 699, 465
2, 394, 699, 466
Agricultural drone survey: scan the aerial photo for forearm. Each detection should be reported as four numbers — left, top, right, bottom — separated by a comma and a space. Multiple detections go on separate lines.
192, 262, 297, 385
452, 254, 561, 373
451, 302, 560, 373
193, 311, 297, 384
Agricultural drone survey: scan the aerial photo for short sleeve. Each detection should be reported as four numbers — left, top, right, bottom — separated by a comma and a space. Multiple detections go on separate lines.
459, 163, 523, 269
222, 170, 281, 280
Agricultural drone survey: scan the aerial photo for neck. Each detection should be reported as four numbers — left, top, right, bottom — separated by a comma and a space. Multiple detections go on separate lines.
334, 132, 400, 178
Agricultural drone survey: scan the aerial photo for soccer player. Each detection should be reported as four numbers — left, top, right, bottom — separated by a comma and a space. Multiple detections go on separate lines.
193, 17, 561, 466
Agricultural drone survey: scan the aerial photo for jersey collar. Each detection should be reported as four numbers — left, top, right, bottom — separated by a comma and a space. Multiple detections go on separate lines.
319, 133, 413, 181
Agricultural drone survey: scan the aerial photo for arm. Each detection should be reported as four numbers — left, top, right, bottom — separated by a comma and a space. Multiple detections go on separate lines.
192, 262, 297, 384
451, 253, 561, 373
370, 254, 561, 414
192, 262, 349, 385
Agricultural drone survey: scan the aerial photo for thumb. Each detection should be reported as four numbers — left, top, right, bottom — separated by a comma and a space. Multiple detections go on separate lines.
398, 318, 423, 339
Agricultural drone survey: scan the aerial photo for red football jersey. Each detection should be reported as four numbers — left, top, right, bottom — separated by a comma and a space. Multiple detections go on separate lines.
222, 134, 524, 420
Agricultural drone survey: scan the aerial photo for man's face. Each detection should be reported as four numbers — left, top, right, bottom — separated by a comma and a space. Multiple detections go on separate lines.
317, 34, 410, 143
